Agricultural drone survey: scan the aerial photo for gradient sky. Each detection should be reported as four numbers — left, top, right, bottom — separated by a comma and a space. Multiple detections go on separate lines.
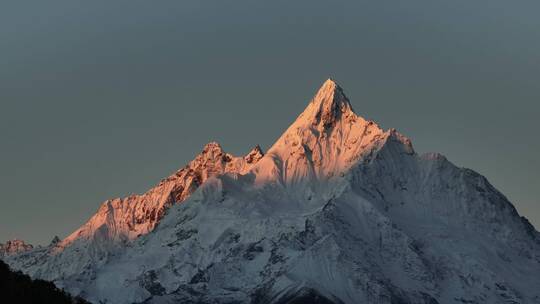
1, 0, 539, 245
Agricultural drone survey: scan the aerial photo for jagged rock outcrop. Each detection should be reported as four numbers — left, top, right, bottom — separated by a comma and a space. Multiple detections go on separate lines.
254, 79, 402, 188
0, 239, 33, 257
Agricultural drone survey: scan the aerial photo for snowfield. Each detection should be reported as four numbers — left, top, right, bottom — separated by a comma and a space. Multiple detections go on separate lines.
6, 79, 540, 304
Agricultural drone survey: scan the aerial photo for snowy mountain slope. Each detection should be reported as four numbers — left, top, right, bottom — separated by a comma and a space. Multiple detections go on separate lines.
6, 142, 263, 285
6, 79, 540, 304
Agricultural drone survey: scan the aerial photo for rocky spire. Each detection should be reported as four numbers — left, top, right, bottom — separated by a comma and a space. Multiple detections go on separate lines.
304, 78, 354, 128
258, 78, 391, 186
50, 236, 61, 246
244, 145, 264, 164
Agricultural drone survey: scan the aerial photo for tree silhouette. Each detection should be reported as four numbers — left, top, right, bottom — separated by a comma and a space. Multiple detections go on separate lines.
0, 259, 90, 304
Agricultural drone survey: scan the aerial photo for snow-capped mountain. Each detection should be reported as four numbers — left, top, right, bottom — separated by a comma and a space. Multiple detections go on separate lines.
5, 79, 540, 304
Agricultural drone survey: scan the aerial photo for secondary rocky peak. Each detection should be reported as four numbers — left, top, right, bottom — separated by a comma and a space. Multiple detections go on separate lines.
244, 145, 264, 164
192, 141, 233, 168
307, 78, 354, 128
50, 236, 61, 246
0, 239, 33, 257
201, 141, 224, 155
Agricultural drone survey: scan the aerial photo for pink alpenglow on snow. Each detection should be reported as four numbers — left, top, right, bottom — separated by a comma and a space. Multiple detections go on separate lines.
61, 142, 264, 248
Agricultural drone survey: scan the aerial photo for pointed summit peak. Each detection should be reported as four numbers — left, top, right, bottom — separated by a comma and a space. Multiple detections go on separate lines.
194, 141, 230, 165
305, 78, 354, 128
264, 78, 389, 183
312, 78, 348, 104
320, 77, 339, 90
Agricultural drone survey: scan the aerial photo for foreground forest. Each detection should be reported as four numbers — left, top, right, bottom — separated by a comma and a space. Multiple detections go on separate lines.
0, 260, 89, 304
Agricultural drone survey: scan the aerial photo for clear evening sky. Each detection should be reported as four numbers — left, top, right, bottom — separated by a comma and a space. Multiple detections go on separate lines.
1, 1, 538, 245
